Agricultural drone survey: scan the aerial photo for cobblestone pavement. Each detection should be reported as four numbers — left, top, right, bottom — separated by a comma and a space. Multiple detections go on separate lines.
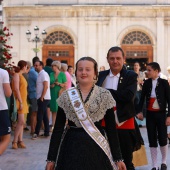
0, 127, 170, 170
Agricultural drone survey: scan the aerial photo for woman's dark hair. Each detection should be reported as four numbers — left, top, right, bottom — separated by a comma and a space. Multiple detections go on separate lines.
134, 61, 140, 66
68, 65, 73, 71
147, 62, 161, 72
107, 46, 124, 58
15, 60, 27, 73
75, 57, 98, 80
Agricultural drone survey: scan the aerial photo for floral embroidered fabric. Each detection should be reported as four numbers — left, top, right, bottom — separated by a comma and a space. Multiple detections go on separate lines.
57, 85, 116, 127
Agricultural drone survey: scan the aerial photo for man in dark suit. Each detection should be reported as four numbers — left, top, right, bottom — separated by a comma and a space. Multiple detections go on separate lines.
96, 46, 137, 170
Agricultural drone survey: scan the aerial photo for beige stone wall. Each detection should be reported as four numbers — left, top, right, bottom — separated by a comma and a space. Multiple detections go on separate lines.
4, 0, 170, 5
2, 2, 170, 74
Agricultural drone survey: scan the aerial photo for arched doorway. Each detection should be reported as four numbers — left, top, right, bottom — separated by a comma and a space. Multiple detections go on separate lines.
42, 31, 74, 66
121, 31, 153, 71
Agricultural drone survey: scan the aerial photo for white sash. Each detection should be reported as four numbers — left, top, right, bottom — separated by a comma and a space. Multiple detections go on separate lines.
67, 87, 118, 170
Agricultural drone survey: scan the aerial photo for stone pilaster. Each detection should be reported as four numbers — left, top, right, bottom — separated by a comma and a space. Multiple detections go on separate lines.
156, 17, 165, 71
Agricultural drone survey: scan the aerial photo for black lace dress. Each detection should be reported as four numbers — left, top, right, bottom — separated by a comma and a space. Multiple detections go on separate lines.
47, 86, 123, 170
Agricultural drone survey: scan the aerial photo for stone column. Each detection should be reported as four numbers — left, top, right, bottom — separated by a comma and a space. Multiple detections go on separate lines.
156, 17, 165, 72
166, 23, 170, 67
109, 17, 117, 47
85, 20, 97, 60
98, 22, 103, 67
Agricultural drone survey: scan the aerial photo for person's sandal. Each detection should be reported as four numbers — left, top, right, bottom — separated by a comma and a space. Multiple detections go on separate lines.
12, 141, 18, 149
17, 141, 26, 148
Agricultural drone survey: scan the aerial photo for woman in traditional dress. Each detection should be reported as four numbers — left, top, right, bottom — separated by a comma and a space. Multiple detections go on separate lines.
46, 57, 126, 170
137, 62, 170, 170
49, 61, 67, 129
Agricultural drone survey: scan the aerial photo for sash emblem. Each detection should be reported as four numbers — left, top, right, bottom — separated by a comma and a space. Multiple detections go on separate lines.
71, 91, 76, 95
74, 100, 81, 108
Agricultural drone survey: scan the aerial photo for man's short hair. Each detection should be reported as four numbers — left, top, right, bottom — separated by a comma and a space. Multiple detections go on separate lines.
32, 57, 39, 66
35, 60, 44, 67
107, 46, 125, 58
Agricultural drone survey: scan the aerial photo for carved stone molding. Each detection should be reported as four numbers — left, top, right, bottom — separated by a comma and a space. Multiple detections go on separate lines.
7, 19, 31, 26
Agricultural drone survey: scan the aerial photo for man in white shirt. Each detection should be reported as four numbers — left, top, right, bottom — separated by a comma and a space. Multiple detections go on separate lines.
32, 61, 51, 140
0, 68, 12, 155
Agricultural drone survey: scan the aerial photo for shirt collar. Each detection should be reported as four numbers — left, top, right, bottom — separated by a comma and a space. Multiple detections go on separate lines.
109, 70, 120, 78
39, 69, 44, 75
152, 77, 159, 81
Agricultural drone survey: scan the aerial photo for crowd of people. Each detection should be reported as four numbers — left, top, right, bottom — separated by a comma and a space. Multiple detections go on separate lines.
0, 46, 170, 170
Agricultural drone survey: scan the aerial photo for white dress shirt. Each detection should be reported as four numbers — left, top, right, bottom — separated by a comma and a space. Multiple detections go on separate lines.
102, 70, 125, 126
151, 77, 159, 98
151, 77, 160, 109
102, 70, 120, 90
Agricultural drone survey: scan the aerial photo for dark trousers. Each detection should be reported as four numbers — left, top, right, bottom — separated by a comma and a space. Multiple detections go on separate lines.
146, 110, 167, 147
35, 99, 50, 135
117, 129, 136, 170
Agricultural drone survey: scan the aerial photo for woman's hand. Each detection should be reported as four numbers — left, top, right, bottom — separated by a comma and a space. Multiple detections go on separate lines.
116, 161, 127, 170
45, 162, 55, 170
50, 84, 55, 88
54, 82, 60, 86
166, 117, 170, 126
19, 103, 23, 111
60, 82, 67, 88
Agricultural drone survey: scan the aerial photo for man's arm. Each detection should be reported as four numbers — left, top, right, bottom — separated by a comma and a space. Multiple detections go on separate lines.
3, 83, 12, 97
40, 81, 48, 101
3, 71, 12, 97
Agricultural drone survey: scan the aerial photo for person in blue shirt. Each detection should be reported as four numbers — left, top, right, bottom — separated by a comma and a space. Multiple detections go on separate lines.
28, 57, 39, 134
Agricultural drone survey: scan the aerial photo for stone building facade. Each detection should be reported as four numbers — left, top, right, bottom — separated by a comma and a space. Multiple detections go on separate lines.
0, 0, 2, 27
2, 0, 170, 73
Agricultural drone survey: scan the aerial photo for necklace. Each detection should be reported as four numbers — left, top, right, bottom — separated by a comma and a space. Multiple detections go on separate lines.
77, 85, 94, 104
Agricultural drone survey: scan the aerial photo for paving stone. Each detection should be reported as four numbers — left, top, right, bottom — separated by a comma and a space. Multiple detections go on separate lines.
0, 127, 170, 170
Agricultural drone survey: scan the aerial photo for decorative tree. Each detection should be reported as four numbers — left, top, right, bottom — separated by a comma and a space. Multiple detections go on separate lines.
0, 23, 13, 70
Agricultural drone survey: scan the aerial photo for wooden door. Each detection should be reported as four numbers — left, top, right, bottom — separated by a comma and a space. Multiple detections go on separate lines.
42, 45, 74, 67
121, 45, 153, 63
121, 45, 153, 70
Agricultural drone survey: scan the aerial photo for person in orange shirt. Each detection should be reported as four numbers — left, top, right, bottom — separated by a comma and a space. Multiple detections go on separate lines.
11, 60, 28, 149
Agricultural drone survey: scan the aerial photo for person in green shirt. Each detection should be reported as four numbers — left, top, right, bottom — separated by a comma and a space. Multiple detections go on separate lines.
50, 61, 67, 128
44, 58, 53, 76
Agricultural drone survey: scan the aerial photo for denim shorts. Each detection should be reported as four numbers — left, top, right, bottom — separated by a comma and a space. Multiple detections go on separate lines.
0, 110, 11, 136
29, 98, 38, 112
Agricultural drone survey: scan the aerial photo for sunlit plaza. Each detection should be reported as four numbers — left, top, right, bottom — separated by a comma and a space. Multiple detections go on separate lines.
1, 1, 170, 170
